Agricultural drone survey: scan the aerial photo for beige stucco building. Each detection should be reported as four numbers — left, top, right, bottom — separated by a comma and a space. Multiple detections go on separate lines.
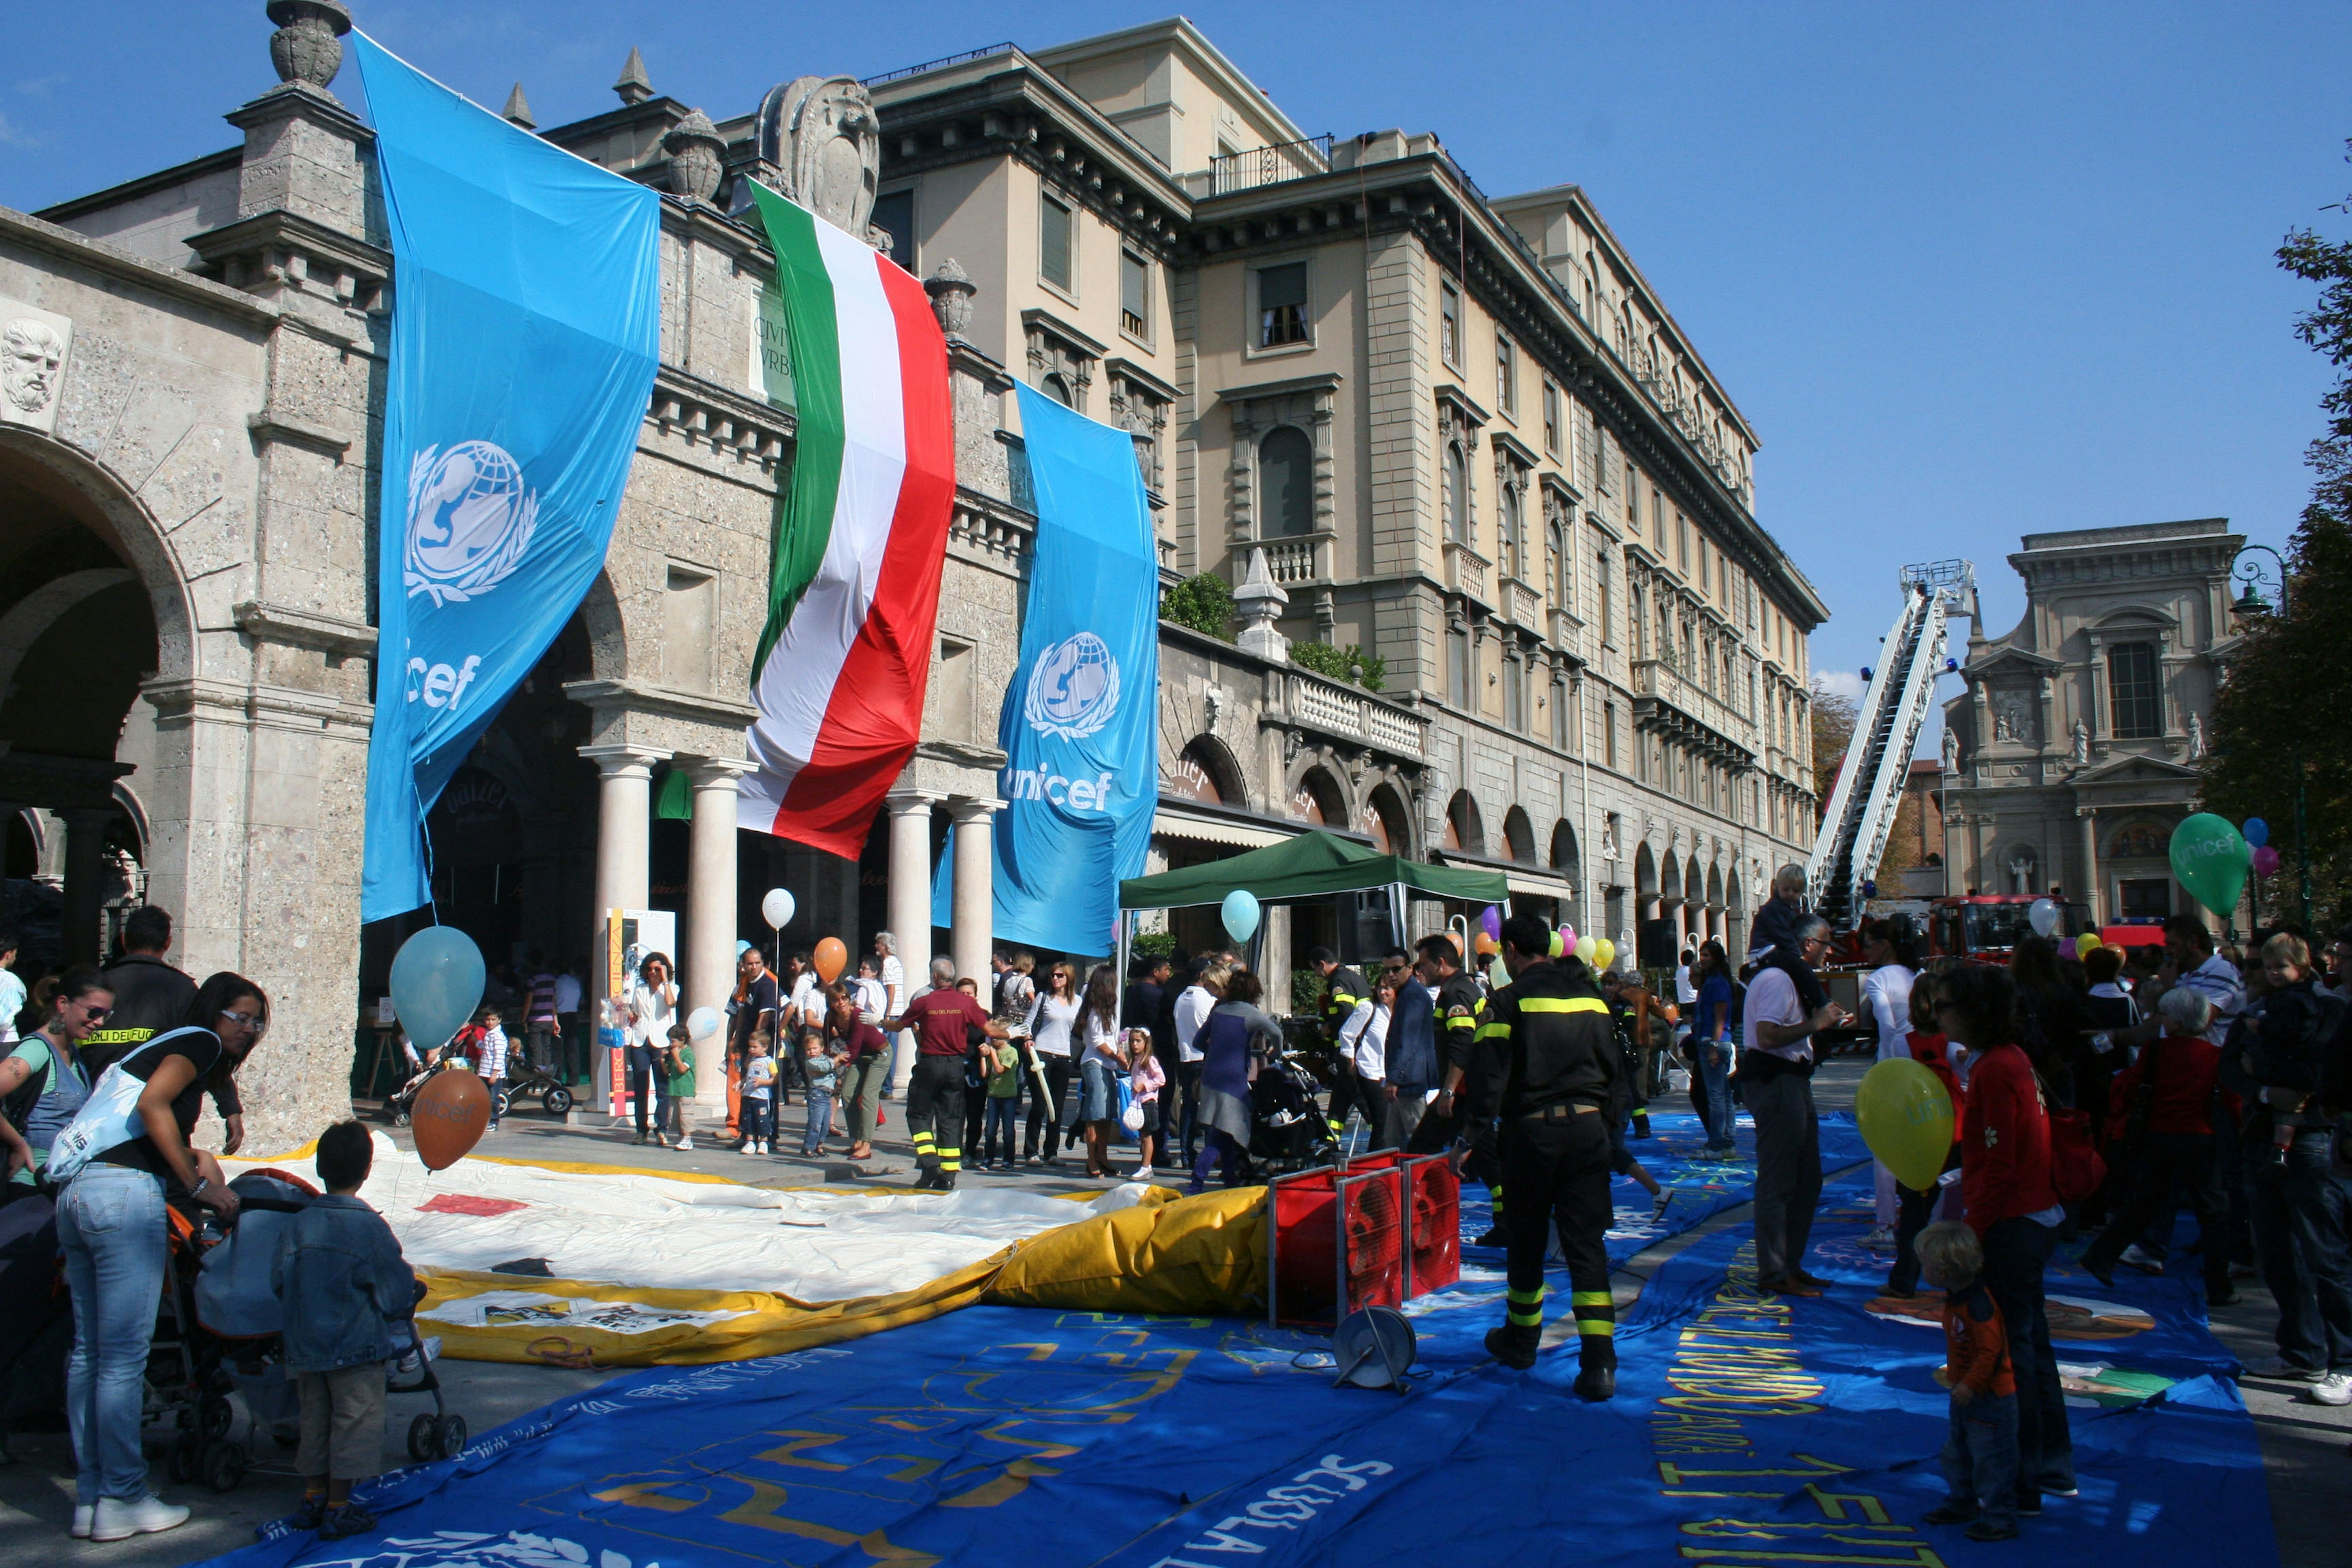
0, 7, 1827, 1145
1942, 517, 2242, 923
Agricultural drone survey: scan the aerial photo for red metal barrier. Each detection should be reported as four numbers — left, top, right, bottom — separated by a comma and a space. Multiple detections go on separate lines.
1405, 1154, 1460, 1296
1337, 1168, 1404, 1313
1268, 1152, 1461, 1328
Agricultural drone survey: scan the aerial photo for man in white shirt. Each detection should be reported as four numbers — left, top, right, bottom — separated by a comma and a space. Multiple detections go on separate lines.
2163, 915, 2243, 1046
1742, 914, 1847, 1296
1674, 949, 1698, 1009
1172, 961, 1218, 1165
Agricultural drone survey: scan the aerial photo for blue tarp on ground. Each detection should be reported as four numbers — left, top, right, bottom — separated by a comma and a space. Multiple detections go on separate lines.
199, 1132, 2273, 1568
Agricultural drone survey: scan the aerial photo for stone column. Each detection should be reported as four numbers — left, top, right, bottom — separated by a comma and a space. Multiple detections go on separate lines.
2076, 807, 2100, 927
949, 797, 1004, 985
885, 791, 941, 1094
686, 759, 754, 1106
60, 808, 112, 965
581, 744, 668, 1112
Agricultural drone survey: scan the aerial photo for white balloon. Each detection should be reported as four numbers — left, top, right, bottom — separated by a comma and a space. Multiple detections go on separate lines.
761, 887, 795, 929
2027, 897, 2060, 937
687, 1005, 722, 1041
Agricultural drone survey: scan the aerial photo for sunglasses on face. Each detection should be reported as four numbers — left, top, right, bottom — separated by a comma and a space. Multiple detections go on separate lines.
219, 1008, 266, 1035
72, 1000, 110, 1021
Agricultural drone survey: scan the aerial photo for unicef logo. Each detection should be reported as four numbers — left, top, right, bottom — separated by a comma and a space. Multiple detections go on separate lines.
1023, 633, 1122, 741
403, 440, 539, 607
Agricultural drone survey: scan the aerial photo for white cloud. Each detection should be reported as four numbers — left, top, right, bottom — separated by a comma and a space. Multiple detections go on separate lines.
1815, 669, 1866, 704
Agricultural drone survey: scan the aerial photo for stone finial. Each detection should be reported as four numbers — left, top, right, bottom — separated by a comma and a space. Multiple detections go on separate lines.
614, 46, 652, 106
502, 82, 537, 129
664, 110, 726, 205
1234, 548, 1290, 664
266, 0, 352, 92
925, 258, 975, 338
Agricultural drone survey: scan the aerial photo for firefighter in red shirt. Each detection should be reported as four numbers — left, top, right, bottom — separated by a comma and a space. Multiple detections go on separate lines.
1937, 964, 2073, 1519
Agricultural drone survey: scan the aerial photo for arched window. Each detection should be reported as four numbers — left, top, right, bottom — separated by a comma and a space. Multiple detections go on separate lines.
1444, 442, 1469, 546
1042, 373, 1074, 407
1547, 518, 1566, 610
1500, 484, 1523, 578
1259, 426, 1314, 539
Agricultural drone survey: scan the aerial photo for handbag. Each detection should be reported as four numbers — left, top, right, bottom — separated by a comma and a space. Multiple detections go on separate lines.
2036, 1068, 2107, 1205
45, 1026, 215, 1186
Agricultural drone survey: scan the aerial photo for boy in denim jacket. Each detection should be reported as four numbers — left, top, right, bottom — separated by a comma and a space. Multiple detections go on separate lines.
272, 1121, 418, 1540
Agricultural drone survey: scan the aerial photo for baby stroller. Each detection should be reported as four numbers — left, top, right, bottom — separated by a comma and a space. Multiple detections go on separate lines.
148, 1167, 465, 1492
498, 1055, 575, 1120
1251, 1049, 1340, 1174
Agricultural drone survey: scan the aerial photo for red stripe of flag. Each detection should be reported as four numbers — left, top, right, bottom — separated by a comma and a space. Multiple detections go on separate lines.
764, 254, 957, 855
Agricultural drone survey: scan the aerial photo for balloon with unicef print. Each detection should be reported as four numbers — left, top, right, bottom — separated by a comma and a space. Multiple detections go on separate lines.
413, 1068, 491, 1171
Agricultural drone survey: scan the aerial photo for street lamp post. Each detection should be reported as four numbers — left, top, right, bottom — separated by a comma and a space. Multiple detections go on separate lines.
2230, 544, 2308, 934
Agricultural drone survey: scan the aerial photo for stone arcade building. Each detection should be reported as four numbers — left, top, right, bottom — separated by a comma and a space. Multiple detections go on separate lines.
0, 7, 1825, 1145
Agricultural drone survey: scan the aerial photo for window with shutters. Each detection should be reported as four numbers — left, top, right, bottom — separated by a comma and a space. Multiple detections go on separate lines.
1448, 622, 1472, 709
1258, 427, 1314, 538
2108, 642, 2162, 739
1504, 650, 1525, 731
1496, 334, 1517, 416
1444, 442, 1469, 546
1440, 280, 1462, 368
1257, 262, 1310, 347
1039, 194, 1073, 293
1597, 550, 1613, 646
1542, 380, 1561, 456
1120, 249, 1150, 340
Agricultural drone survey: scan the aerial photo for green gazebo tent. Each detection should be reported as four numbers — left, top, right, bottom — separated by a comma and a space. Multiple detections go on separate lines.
1118, 828, 1508, 910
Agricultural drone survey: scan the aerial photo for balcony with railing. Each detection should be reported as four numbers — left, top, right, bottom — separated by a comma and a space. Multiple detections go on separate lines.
1442, 539, 1491, 606
1261, 533, 1333, 586
1206, 134, 1337, 197
1284, 668, 1426, 760
1632, 657, 1755, 759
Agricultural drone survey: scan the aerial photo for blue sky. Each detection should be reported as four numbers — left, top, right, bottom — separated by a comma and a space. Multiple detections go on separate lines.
9, 2, 2348, 745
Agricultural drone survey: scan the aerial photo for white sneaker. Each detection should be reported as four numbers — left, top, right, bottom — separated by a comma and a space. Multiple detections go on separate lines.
91, 1495, 190, 1541
2312, 1372, 2352, 1406
677, 1137, 695, 1151
1129, 1164, 1151, 1181
740, 1143, 755, 1155
758, 1141, 770, 1154
2118, 1244, 2163, 1274
71, 1504, 92, 1539
1864, 1225, 1896, 1251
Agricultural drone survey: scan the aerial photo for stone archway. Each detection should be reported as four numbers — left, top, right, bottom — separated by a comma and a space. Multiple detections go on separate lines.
1501, 806, 1537, 865
1445, 789, 1486, 856
1287, 764, 1346, 828
1360, 780, 1410, 855
0, 431, 193, 964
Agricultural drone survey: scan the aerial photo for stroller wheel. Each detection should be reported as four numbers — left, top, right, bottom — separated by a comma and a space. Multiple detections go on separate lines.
200, 1394, 236, 1440
201, 1439, 248, 1494
392, 1108, 412, 1128
408, 1412, 440, 1461
169, 1436, 201, 1484
437, 1414, 468, 1458
542, 1085, 575, 1117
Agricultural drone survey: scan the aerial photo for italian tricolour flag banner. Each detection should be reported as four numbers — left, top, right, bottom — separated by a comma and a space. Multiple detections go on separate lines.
739, 183, 955, 856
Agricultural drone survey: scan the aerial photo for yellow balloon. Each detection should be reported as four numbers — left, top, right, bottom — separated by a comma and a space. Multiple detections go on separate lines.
1592, 938, 1616, 973
1574, 935, 1598, 965
2076, 932, 2103, 958
1855, 1057, 1955, 1191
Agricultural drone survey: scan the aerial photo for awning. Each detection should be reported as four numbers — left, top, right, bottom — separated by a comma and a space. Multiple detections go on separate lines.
1504, 870, 1575, 900
1150, 807, 1294, 851
1120, 828, 1510, 911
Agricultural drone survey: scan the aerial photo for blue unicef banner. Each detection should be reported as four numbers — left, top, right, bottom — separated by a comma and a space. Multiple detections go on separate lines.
353, 32, 660, 921
994, 387, 1159, 953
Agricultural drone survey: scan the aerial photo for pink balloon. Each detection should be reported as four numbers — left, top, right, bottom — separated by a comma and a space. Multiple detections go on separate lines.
2251, 845, 2281, 878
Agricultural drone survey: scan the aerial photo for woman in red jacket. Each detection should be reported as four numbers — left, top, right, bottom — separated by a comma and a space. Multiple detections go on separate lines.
1885, 976, 1966, 1298
1939, 964, 2074, 1518
2080, 986, 2238, 1304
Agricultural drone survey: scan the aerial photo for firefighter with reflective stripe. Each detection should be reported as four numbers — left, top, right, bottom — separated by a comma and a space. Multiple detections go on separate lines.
1462, 913, 1623, 1399
1408, 936, 1503, 1235
883, 977, 1007, 1191
1310, 948, 1372, 1139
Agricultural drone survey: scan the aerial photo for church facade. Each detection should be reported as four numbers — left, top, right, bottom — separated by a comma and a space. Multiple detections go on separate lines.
1942, 517, 2243, 924
1, 6, 1824, 1145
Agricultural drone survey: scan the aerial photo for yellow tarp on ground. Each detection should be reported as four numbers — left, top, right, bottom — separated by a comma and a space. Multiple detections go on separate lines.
415, 1185, 1267, 1367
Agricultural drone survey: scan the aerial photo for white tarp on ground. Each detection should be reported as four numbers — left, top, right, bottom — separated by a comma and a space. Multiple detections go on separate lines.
227, 1133, 1147, 1303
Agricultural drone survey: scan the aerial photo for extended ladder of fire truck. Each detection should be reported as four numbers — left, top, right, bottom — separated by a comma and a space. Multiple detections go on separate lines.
1806, 559, 1975, 932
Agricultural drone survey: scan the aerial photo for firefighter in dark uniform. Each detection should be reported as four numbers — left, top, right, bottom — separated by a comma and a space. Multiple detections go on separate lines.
1310, 947, 1371, 1136
882, 983, 1008, 1191
1405, 934, 1508, 1245
1461, 914, 1622, 1400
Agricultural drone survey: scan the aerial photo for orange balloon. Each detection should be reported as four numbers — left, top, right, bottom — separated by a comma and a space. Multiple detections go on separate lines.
413, 1068, 490, 1172
814, 936, 849, 986
1473, 933, 1498, 956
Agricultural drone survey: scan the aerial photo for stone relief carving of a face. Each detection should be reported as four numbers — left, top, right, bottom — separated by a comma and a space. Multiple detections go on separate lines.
2, 318, 65, 413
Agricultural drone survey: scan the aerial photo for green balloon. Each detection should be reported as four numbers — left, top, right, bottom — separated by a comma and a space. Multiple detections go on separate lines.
2169, 812, 2250, 919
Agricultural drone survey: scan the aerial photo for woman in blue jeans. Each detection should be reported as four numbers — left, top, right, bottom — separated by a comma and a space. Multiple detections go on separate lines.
54, 970, 267, 1543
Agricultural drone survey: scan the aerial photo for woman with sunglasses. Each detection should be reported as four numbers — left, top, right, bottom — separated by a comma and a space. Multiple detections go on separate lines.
52, 970, 268, 1542
0, 965, 112, 1202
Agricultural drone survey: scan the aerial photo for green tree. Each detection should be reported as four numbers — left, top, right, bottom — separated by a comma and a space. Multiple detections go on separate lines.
2204, 141, 2352, 928
1161, 573, 1235, 641
1809, 675, 1858, 818
1288, 639, 1388, 691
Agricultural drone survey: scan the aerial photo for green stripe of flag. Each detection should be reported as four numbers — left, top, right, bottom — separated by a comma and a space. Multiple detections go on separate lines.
746, 183, 846, 684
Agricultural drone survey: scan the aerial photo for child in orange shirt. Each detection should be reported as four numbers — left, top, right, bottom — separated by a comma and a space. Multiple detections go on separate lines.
1919, 1221, 2019, 1541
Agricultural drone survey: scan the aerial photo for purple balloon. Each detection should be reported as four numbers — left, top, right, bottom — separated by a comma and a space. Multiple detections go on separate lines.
2252, 845, 2281, 878
1481, 904, 1502, 940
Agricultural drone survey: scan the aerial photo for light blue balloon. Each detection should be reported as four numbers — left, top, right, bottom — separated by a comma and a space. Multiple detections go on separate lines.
1221, 889, 1261, 945
389, 926, 486, 1057
2243, 817, 2269, 849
